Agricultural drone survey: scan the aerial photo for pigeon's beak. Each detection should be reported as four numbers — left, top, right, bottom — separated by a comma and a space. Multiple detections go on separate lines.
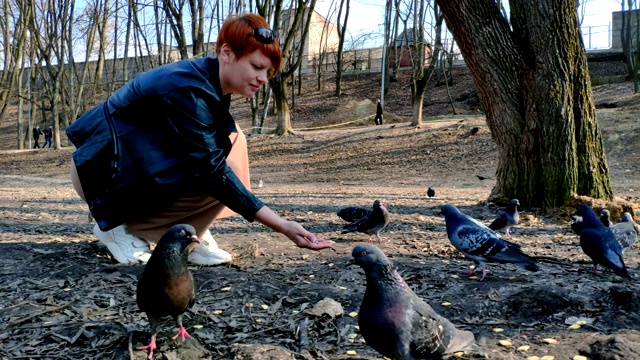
191, 235, 201, 244
346, 258, 355, 266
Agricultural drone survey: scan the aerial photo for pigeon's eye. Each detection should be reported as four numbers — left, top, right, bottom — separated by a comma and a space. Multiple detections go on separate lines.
361, 250, 367, 256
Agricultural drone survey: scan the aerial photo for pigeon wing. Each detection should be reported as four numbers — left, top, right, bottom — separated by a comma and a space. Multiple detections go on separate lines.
488, 212, 509, 231
337, 206, 371, 223
611, 222, 638, 253
409, 294, 479, 357
457, 225, 538, 271
580, 228, 627, 275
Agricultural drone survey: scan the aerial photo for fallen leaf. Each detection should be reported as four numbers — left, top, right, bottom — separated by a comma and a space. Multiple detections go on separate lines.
348, 311, 358, 318
517, 345, 530, 352
498, 340, 512, 347
542, 338, 558, 344
305, 298, 343, 318
492, 328, 504, 333
346, 350, 357, 355
573, 356, 588, 360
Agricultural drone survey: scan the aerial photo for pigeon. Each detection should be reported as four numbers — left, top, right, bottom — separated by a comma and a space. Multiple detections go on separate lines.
610, 212, 638, 254
571, 211, 609, 235
600, 209, 611, 227
441, 204, 539, 281
476, 175, 493, 181
488, 199, 520, 238
341, 200, 390, 243
258, 177, 264, 188
136, 224, 200, 359
349, 244, 480, 359
427, 187, 436, 198
577, 204, 629, 277
337, 206, 372, 223
570, 215, 583, 235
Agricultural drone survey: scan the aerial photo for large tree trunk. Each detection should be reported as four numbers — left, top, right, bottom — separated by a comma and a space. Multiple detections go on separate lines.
437, 0, 612, 208
270, 73, 294, 134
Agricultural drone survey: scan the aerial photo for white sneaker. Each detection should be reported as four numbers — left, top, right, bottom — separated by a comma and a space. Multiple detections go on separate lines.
93, 224, 152, 264
188, 231, 232, 265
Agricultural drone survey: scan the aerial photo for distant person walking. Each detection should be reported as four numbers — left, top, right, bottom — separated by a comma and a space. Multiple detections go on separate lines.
32, 125, 42, 149
43, 125, 53, 148
374, 99, 384, 125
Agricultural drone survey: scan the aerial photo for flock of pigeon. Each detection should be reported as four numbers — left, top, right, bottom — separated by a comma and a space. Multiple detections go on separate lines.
334, 198, 639, 359
134, 196, 639, 359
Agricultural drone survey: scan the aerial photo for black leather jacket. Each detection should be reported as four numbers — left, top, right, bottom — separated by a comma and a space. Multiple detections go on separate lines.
67, 57, 264, 231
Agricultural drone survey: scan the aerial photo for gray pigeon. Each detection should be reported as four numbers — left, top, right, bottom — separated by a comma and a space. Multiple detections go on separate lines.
341, 200, 390, 243
577, 204, 629, 277
137, 224, 200, 359
337, 206, 372, 223
570, 215, 583, 235
610, 212, 638, 254
441, 204, 539, 281
600, 209, 611, 227
488, 199, 520, 238
349, 244, 480, 359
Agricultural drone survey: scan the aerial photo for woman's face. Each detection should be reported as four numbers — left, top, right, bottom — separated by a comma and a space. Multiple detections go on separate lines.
219, 44, 273, 97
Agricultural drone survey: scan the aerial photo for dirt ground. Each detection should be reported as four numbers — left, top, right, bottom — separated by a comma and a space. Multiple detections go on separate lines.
1, 65, 640, 360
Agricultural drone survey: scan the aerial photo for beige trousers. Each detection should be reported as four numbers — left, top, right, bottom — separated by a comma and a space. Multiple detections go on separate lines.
71, 125, 251, 243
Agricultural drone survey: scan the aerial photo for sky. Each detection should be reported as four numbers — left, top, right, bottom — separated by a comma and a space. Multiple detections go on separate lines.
315, 0, 625, 50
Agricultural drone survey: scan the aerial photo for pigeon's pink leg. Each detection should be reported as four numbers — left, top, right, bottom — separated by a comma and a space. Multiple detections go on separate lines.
464, 267, 477, 276
478, 267, 490, 281
505, 230, 512, 238
137, 335, 157, 359
172, 324, 193, 341
373, 235, 386, 243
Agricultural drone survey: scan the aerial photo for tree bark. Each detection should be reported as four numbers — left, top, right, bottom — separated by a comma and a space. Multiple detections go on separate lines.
437, 0, 613, 208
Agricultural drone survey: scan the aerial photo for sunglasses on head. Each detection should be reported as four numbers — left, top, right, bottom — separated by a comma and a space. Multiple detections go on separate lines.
253, 27, 278, 44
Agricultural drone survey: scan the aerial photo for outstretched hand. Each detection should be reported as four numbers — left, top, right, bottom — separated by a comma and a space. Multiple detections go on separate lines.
254, 206, 334, 251
280, 220, 334, 251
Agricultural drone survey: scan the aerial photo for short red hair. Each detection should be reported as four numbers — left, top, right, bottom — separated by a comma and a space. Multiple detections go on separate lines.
216, 13, 282, 76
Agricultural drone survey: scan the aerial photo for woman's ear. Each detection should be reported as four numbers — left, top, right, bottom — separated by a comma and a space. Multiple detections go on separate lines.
218, 43, 234, 64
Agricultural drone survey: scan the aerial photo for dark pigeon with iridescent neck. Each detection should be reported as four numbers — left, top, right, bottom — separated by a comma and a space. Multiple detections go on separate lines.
137, 224, 200, 359
570, 215, 584, 235
577, 204, 629, 277
342, 200, 390, 242
488, 199, 520, 238
350, 244, 479, 359
441, 204, 539, 281
600, 209, 611, 227
337, 206, 372, 223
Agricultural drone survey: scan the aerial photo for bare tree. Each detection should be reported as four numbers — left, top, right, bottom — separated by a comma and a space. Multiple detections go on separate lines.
264, 0, 318, 135
402, 0, 440, 126
0, 0, 31, 125
162, 0, 189, 59
437, 0, 612, 208
334, 0, 350, 96
27, 0, 76, 149
95, 0, 110, 83
620, 0, 640, 92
